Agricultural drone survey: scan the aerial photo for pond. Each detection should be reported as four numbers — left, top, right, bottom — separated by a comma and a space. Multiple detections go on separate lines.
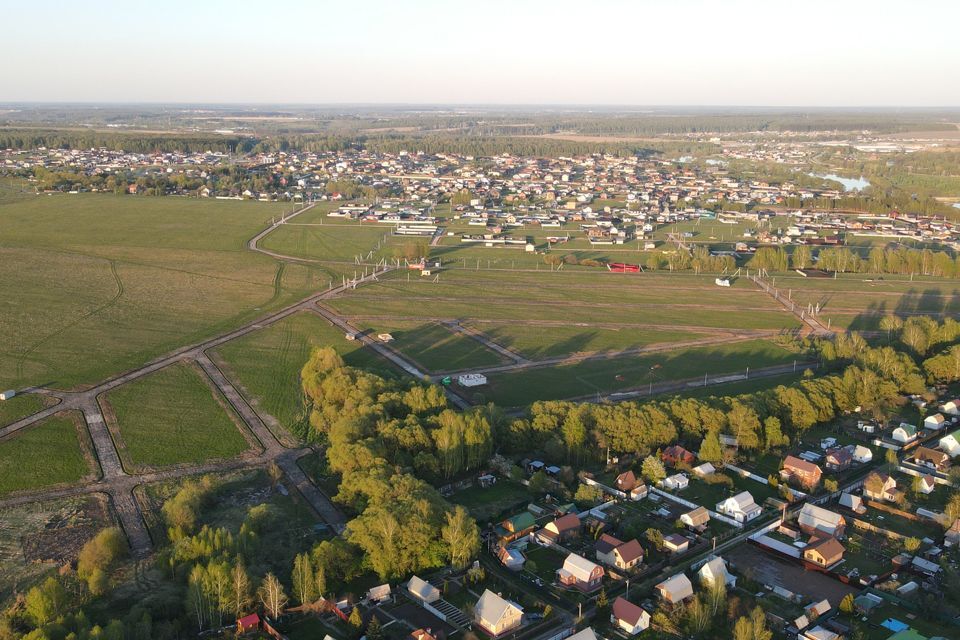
810, 173, 871, 192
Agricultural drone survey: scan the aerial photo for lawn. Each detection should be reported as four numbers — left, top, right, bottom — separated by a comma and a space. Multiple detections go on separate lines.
103, 362, 252, 470
0, 193, 335, 391
259, 218, 400, 263
449, 481, 531, 523
0, 411, 96, 495
213, 311, 394, 444
480, 339, 795, 406
353, 320, 505, 372
0, 393, 51, 427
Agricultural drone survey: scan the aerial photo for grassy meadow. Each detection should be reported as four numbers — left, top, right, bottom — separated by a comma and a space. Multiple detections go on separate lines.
103, 362, 252, 470
0, 412, 97, 495
352, 319, 505, 372
0, 393, 52, 427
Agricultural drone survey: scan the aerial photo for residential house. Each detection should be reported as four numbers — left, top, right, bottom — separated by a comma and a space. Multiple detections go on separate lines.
662, 473, 689, 490
798, 504, 846, 538
853, 445, 873, 463
716, 491, 762, 522
864, 473, 900, 502
567, 629, 598, 640
941, 400, 960, 416
474, 589, 523, 637
655, 573, 694, 605
541, 513, 580, 543
781, 456, 823, 489
497, 546, 526, 571
918, 475, 937, 494
839, 492, 866, 514
611, 598, 650, 635
237, 613, 260, 635
924, 413, 947, 430
803, 536, 845, 568
615, 470, 638, 492
663, 533, 689, 554
408, 576, 440, 603
940, 429, 960, 458
680, 506, 711, 531
628, 483, 648, 500
912, 446, 950, 472
698, 556, 736, 588
892, 423, 918, 444
824, 447, 852, 472
557, 553, 605, 592
802, 627, 840, 640
945, 518, 960, 546
595, 534, 644, 570
367, 584, 392, 604
410, 629, 437, 640
595, 534, 623, 562
692, 462, 716, 477
662, 445, 695, 466
497, 512, 536, 544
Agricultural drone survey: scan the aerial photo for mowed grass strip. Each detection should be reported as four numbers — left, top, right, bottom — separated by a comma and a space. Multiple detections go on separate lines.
480, 339, 795, 406
0, 412, 96, 496
259, 221, 398, 263
104, 362, 251, 469
354, 320, 504, 372
213, 312, 394, 441
0, 394, 51, 428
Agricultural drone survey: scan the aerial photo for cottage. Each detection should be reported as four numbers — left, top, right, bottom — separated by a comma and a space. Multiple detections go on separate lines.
939, 429, 960, 458
408, 575, 440, 603
864, 473, 900, 502
716, 491, 762, 522
941, 400, 960, 416
853, 445, 873, 463
629, 483, 649, 500
892, 423, 918, 443
839, 492, 866, 514
924, 413, 947, 430
798, 504, 846, 538
680, 506, 711, 531
541, 513, 581, 543
781, 455, 823, 489
698, 556, 736, 588
918, 474, 937, 494
824, 447, 852, 472
663, 533, 690, 554
802, 627, 840, 640
803, 536, 845, 568
662, 445, 695, 466
662, 473, 689, 491
655, 573, 694, 605
567, 629, 598, 640
912, 446, 950, 472
237, 613, 260, 635
692, 462, 716, 477
498, 511, 536, 543
474, 589, 523, 637
607, 539, 644, 570
594, 533, 623, 562
615, 470, 638, 492
367, 584, 392, 604
611, 598, 650, 635
497, 546, 526, 571
557, 553, 605, 592
410, 629, 437, 640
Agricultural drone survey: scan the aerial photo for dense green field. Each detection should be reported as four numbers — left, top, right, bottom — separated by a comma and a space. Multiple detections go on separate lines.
259, 218, 399, 263
472, 323, 712, 359
103, 362, 251, 470
479, 339, 795, 406
0, 412, 96, 495
0, 393, 51, 427
212, 311, 393, 442
353, 319, 504, 372
0, 194, 334, 391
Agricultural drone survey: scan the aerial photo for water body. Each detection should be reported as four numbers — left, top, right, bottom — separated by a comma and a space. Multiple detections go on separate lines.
953, 202, 960, 210
809, 173, 871, 192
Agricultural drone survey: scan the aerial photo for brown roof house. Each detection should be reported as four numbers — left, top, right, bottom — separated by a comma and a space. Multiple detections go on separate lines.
611, 597, 650, 635
680, 506, 711, 531
824, 447, 852, 472
781, 456, 823, 489
539, 513, 580, 543
912, 446, 950, 472
803, 536, 845, 568
662, 445, 695, 467
864, 473, 901, 502
594, 538, 644, 571
615, 470, 638, 492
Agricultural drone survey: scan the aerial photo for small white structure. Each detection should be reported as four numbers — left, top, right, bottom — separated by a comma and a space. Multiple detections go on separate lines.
698, 556, 736, 588
0, 390, 15, 401
924, 413, 947, 430
655, 573, 694, 604
367, 584, 392, 604
377, 333, 394, 342
941, 400, 960, 416
919, 475, 937, 495
407, 575, 440, 603
940, 430, 960, 458
662, 473, 689, 491
692, 462, 716, 477
566, 629, 598, 640
852, 445, 873, 463
715, 277, 731, 287
716, 491, 762, 523
457, 373, 488, 387
892, 423, 918, 443
839, 492, 866, 514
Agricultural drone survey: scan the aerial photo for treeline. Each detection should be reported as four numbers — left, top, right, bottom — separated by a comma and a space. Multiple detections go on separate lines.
749, 245, 960, 277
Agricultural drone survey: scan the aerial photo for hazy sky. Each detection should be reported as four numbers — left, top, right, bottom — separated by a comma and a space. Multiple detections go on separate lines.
3, 0, 958, 106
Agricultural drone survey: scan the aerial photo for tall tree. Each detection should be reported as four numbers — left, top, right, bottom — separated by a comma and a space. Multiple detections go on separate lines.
292, 553, 317, 606
258, 573, 289, 620
442, 506, 481, 570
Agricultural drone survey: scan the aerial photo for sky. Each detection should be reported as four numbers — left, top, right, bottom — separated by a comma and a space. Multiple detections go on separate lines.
2, 0, 958, 106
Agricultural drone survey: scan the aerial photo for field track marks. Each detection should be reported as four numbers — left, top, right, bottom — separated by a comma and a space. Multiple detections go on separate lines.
15, 259, 125, 380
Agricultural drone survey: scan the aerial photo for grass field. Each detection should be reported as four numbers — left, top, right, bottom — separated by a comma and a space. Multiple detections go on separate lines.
0, 194, 334, 391
0, 411, 96, 495
479, 339, 795, 406
103, 362, 252, 470
449, 481, 531, 523
212, 311, 394, 442
353, 320, 505, 372
0, 393, 52, 427
259, 218, 400, 263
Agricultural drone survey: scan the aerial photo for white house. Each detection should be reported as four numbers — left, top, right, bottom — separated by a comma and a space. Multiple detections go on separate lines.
698, 556, 736, 588
940, 430, 960, 458
611, 598, 650, 635
655, 573, 694, 604
941, 400, 960, 416
567, 629, 598, 640
692, 462, 716, 477
892, 423, 918, 443
474, 589, 523, 637
925, 413, 947, 430
716, 491, 762, 522
662, 473, 689, 490
919, 475, 937, 495
798, 504, 845, 537
367, 584, 391, 604
839, 492, 866, 514
852, 445, 873, 463
408, 575, 440, 603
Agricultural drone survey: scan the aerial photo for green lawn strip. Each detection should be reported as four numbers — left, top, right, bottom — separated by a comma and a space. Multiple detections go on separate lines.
0, 411, 97, 495
353, 320, 505, 373
104, 362, 252, 470
259, 221, 397, 262
213, 312, 394, 443
0, 394, 51, 427
482, 339, 795, 406
448, 481, 531, 523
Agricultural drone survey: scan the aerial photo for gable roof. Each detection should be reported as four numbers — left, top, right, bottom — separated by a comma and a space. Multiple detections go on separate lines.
615, 470, 637, 490
548, 513, 581, 534
683, 506, 710, 526
408, 575, 439, 601
504, 512, 536, 532
798, 504, 844, 532
612, 597, 646, 626
561, 553, 601, 582
698, 556, 729, 584
595, 533, 623, 555
475, 589, 523, 628
567, 629, 598, 640
614, 539, 644, 564
806, 536, 844, 560
783, 455, 822, 475
656, 573, 693, 600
